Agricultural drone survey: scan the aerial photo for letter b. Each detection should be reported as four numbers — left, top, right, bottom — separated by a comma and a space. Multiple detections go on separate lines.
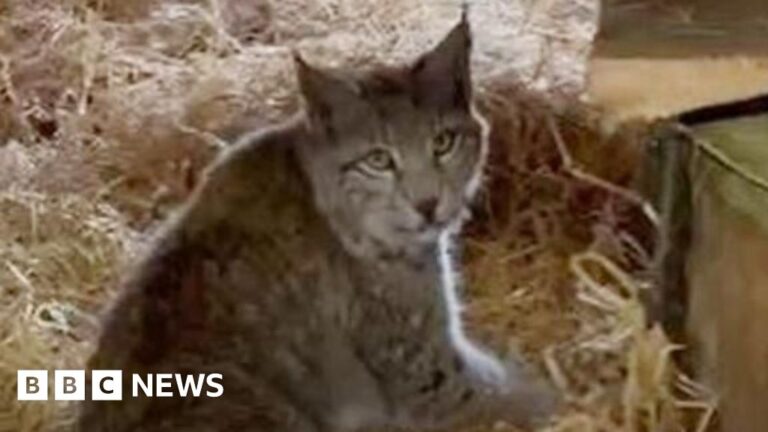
55, 370, 85, 401
17, 370, 48, 401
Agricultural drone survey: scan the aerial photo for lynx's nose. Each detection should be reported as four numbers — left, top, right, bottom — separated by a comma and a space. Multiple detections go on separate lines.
415, 198, 439, 223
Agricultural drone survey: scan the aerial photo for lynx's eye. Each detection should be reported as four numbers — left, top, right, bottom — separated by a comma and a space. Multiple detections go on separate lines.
360, 148, 396, 172
433, 130, 460, 159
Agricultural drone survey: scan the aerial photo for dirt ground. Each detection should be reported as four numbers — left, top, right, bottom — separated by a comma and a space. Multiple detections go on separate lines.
597, 0, 768, 57
589, 57, 768, 120
591, 0, 768, 119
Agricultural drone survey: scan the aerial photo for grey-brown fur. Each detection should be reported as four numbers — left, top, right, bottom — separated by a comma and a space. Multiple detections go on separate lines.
78, 14, 556, 432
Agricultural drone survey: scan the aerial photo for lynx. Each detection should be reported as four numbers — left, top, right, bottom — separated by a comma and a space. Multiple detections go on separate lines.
78, 14, 556, 432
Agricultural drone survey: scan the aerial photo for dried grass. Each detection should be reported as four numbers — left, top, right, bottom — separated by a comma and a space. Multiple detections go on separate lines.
459, 83, 716, 431
0, 1, 713, 431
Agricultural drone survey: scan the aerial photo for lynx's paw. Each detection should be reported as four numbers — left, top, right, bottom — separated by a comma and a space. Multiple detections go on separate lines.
492, 354, 560, 429
453, 337, 559, 428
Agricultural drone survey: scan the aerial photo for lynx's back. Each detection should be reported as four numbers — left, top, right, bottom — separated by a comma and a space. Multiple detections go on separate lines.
78, 13, 556, 432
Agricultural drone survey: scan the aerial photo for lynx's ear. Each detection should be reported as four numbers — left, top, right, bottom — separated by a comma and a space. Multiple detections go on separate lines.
411, 10, 472, 111
294, 52, 363, 121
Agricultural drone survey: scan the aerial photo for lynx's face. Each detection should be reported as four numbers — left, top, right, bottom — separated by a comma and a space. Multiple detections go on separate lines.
296, 19, 487, 256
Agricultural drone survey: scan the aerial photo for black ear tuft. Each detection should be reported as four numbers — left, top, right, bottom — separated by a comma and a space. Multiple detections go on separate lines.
411, 11, 473, 110
292, 50, 311, 82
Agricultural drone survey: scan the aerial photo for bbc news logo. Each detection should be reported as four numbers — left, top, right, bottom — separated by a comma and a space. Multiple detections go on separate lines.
17, 370, 223, 401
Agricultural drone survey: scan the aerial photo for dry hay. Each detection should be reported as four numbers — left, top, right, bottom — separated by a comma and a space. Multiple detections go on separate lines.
0, 1, 714, 431
463, 84, 717, 431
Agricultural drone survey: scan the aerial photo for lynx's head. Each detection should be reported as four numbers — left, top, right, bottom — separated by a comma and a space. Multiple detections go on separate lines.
295, 15, 487, 258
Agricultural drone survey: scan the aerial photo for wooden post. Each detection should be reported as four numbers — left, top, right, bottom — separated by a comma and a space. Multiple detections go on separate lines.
684, 111, 768, 432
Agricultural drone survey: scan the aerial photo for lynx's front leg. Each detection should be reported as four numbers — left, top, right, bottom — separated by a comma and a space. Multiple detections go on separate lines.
430, 234, 558, 429
361, 315, 556, 431
351, 252, 557, 430
449, 337, 559, 430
